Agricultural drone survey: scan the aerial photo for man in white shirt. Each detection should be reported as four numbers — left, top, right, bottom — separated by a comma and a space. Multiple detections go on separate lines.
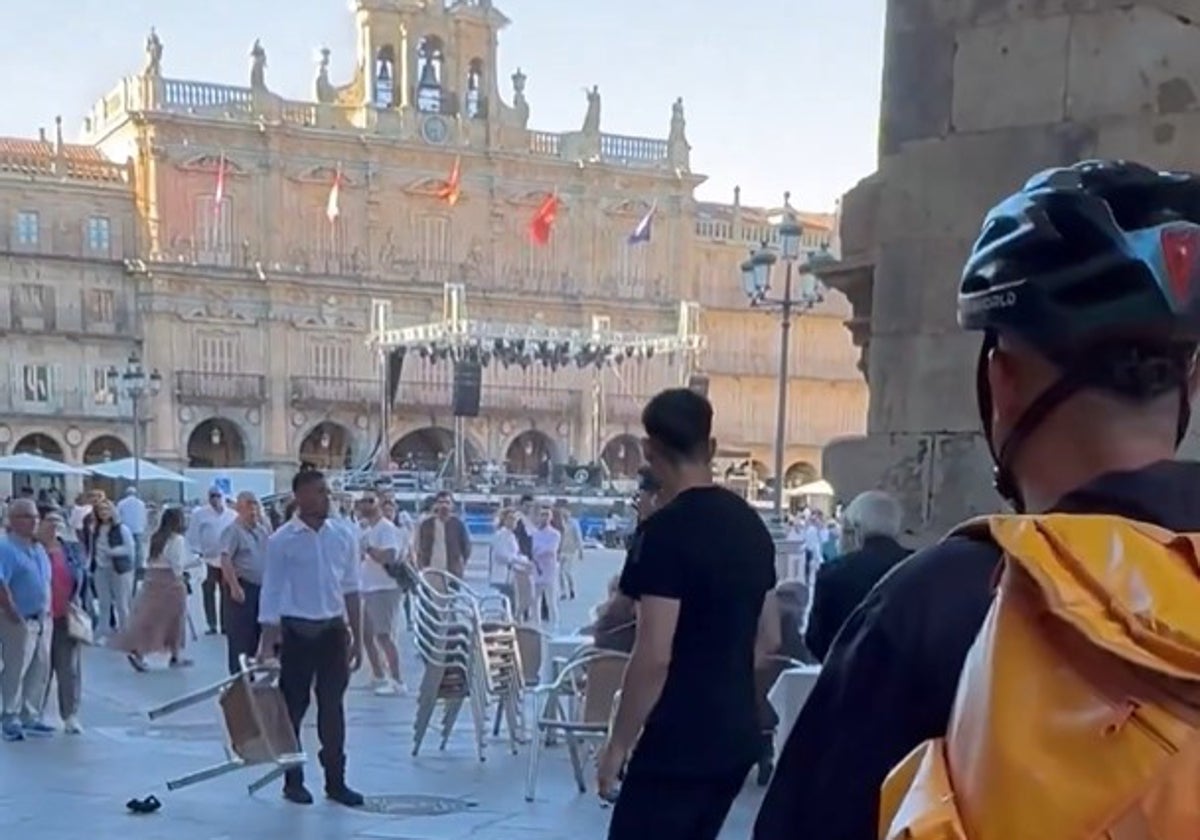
258, 470, 363, 807
186, 487, 237, 634
356, 491, 406, 696
116, 488, 148, 582
530, 506, 562, 629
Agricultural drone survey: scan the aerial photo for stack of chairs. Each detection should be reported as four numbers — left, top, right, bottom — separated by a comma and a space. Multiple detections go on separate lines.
411, 569, 525, 761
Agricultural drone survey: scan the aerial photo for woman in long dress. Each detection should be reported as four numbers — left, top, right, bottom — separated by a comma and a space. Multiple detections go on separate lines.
113, 507, 191, 672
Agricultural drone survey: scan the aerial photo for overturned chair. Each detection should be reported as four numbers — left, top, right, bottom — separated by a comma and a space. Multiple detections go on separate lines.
146, 654, 304, 794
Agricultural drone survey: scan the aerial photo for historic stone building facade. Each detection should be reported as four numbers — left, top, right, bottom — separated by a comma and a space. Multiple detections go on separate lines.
0, 124, 140, 496
2, 0, 865, 491
821, 0, 1200, 539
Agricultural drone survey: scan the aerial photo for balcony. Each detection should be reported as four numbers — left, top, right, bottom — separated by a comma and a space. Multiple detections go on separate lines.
290, 376, 377, 409
0, 387, 130, 421
175, 371, 267, 406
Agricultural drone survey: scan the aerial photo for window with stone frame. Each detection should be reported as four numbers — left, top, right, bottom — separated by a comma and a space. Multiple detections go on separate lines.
15, 210, 39, 246
417, 215, 450, 268
83, 288, 116, 329
195, 331, 238, 374
308, 338, 351, 381
86, 216, 112, 253
194, 195, 232, 265
91, 366, 117, 405
11, 283, 54, 329
20, 363, 56, 403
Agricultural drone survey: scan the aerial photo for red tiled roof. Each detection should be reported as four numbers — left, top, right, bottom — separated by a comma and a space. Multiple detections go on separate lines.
696, 201, 835, 231
0, 137, 109, 163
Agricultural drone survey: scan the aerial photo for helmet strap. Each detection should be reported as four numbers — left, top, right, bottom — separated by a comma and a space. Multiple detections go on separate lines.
976, 333, 1193, 514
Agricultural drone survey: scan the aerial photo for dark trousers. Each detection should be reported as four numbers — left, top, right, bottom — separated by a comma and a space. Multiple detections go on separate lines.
279, 618, 350, 789
608, 765, 750, 840
201, 566, 224, 632
223, 580, 261, 675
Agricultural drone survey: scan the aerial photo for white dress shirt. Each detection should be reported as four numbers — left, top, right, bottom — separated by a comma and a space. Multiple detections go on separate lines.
259, 516, 361, 626
187, 504, 237, 565
116, 495, 148, 536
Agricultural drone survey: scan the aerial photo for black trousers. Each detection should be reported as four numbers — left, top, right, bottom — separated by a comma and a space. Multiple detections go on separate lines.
223, 580, 261, 676
279, 617, 350, 788
201, 565, 224, 632
608, 765, 750, 840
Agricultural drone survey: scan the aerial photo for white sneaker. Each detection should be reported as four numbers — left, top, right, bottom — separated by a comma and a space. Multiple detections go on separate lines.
63, 717, 83, 735
373, 680, 398, 697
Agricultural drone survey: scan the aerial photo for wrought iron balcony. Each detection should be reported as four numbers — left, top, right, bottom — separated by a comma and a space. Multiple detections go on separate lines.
290, 376, 378, 408
174, 371, 267, 405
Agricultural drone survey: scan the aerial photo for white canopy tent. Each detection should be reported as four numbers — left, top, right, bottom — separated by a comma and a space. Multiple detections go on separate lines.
0, 453, 92, 476
87, 458, 194, 485
786, 479, 835, 498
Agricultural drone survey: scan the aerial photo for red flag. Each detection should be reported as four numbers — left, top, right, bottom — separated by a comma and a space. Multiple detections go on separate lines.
326, 166, 342, 224
529, 193, 559, 246
436, 156, 461, 206
213, 153, 226, 219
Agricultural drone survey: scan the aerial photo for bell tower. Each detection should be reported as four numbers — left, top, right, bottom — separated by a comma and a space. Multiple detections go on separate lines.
353, 0, 508, 120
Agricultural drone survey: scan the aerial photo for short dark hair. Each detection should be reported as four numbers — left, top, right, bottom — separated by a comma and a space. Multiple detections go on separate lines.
292, 469, 325, 495
434, 490, 453, 502
641, 388, 713, 463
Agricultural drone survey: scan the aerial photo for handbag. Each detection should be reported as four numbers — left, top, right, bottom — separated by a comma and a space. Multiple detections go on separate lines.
66, 602, 94, 645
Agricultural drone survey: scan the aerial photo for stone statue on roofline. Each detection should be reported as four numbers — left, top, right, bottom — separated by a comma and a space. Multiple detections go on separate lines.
144, 27, 163, 77
582, 85, 601, 135
250, 39, 268, 90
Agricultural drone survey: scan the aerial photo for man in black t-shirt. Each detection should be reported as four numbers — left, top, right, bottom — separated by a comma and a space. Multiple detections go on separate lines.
599, 388, 777, 840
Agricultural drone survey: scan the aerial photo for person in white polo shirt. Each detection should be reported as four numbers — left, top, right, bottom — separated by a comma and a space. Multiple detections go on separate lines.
355, 491, 407, 696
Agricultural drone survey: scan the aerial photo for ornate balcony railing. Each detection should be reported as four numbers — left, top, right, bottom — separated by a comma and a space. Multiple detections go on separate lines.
391, 381, 582, 416
290, 376, 377, 408
0, 387, 130, 419
175, 371, 267, 405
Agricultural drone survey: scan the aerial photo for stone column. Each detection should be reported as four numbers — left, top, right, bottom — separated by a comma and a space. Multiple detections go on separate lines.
824, 2, 1200, 542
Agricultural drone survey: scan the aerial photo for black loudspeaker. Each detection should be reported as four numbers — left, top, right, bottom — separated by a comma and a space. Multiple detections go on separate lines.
452, 360, 482, 417
688, 374, 710, 397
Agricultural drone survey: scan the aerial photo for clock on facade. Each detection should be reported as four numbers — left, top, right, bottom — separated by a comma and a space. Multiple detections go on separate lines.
421, 115, 449, 145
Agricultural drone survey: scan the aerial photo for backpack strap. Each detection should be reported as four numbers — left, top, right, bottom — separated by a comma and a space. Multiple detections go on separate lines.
945, 515, 1006, 593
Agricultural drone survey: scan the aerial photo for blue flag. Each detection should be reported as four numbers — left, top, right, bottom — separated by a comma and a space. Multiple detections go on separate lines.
628, 201, 656, 245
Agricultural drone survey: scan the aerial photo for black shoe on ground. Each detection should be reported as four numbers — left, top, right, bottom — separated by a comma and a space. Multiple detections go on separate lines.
326, 785, 364, 807
205, 628, 218, 636
283, 783, 314, 804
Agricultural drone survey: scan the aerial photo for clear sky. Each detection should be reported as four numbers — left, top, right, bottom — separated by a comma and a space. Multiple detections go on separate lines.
0, 0, 885, 211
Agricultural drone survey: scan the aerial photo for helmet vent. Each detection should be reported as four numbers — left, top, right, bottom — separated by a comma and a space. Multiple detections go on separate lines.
1051, 264, 1149, 309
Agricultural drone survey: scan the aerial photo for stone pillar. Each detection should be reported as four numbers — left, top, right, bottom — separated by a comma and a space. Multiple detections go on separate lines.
824, 2, 1200, 542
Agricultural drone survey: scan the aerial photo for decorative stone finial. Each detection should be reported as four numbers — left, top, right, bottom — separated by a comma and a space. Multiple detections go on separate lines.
783, 190, 791, 208
54, 116, 63, 155
733, 185, 742, 207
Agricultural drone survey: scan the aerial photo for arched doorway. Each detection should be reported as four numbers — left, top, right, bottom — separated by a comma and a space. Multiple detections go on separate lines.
187, 418, 246, 468
12, 433, 67, 502
82, 435, 132, 500
600, 434, 641, 479
785, 461, 818, 489
506, 430, 556, 478
298, 421, 354, 472
749, 459, 771, 500
390, 427, 454, 472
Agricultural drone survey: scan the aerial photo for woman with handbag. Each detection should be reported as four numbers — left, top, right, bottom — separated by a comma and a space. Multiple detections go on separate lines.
37, 510, 88, 734
113, 508, 191, 672
87, 500, 135, 637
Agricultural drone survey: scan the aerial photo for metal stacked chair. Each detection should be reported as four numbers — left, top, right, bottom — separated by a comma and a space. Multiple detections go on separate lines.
411, 569, 525, 761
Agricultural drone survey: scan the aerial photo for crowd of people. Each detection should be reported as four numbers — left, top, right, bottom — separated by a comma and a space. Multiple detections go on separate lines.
6, 158, 1197, 840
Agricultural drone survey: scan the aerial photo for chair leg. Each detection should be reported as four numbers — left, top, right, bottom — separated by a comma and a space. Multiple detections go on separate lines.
564, 732, 587, 793
492, 698, 504, 737
412, 664, 444, 757
524, 722, 545, 802
165, 758, 245, 791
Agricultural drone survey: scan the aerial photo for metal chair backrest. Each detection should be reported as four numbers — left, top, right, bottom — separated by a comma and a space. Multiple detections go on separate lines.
542, 650, 629, 727
514, 626, 545, 684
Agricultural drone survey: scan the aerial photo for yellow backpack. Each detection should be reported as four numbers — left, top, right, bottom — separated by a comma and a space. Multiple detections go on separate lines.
879, 515, 1200, 840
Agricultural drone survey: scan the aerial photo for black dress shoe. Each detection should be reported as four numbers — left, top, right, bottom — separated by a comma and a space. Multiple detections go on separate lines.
283, 783, 314, 805
325, 785, 364, 807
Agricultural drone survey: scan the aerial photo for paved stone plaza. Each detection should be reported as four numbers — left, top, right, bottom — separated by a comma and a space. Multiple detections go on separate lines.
0, 548, 763, 839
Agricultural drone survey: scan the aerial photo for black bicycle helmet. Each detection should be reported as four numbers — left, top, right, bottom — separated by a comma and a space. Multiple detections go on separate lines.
961, 160, 1200, 509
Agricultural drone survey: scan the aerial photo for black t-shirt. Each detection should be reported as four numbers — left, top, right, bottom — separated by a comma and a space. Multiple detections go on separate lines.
619, 485, 777, 778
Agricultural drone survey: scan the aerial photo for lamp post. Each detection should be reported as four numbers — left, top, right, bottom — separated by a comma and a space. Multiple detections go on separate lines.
739, 200, 835, 525
107, 351, 163, 493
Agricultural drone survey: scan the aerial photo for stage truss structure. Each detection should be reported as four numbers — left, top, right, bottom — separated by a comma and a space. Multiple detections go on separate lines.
367, 284, 706, 482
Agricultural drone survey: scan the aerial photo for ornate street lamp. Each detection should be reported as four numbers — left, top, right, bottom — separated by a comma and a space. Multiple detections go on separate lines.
107, 351, 162, 492
737, 196, 836, 525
